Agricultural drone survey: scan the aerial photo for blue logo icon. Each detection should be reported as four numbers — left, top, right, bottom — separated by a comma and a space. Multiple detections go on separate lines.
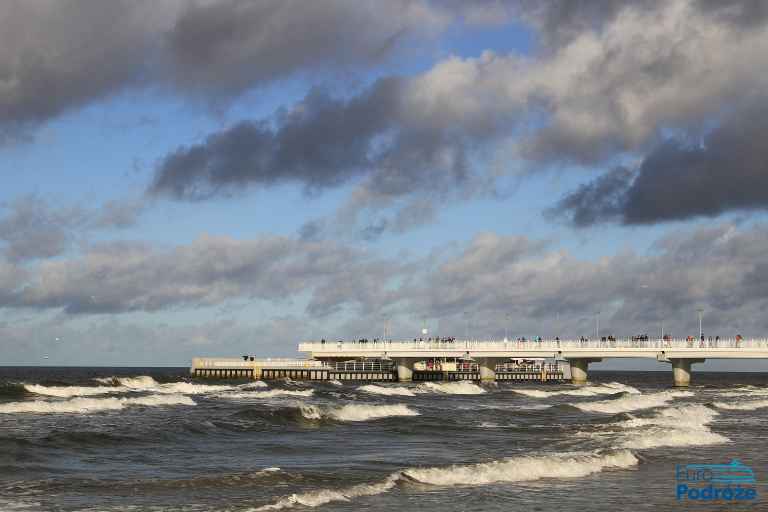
676, 459, 758, 502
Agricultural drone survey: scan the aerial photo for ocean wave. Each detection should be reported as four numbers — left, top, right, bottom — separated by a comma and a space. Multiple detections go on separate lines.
513, 382, 640, 398
418, 382, 486, 395
253, 450, 637, 510
403, 450, 637, 486
328, 380, 343, 386
0, 394, 195, 414
300, 403, 419, 422
574, 390, 692, 414
616, 404, 729, 449
713, 399, 768, 410
358, 385, 416, 397
0, 383, 29, 399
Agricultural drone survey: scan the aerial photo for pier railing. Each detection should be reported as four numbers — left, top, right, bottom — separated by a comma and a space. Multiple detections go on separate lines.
299, 337, 768, 352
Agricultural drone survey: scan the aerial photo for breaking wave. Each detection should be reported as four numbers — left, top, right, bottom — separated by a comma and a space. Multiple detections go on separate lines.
418, 382, 486, 395
0, 394, 195, 414
513, 382, 640, 398
299, 403, 419, 422
616, 404, 729, 449
358, 385, 416, 397
402, 450, 638, 486
574, 390, 692, 414
253, 473, 401, 511
94, 375, 159, 388
24, 384, 122, 398
253, 450, 637, 510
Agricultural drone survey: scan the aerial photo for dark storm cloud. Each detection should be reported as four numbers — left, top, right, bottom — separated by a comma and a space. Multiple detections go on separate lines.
0, 0, 449, 138
545, 167, 633, 227
165, 0, 446, 96
551, 100, 768, 226
0, 0, 161, 141
149, 81, 401, 199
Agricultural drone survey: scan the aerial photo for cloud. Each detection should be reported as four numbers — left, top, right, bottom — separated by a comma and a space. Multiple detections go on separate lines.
0, 0, 169, 141
148, 0, 768, 236
413, 224, 768, 337
2, 223, 768, 341
149, 81, 401, 199
551, 99, 768, 226
0, 195, 146, 262
165, 0, 449, 96
0, 0, 451, 139
11, 234, 404, 317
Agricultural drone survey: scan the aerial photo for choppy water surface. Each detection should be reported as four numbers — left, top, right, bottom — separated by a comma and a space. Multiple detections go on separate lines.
1, 367, 766, 511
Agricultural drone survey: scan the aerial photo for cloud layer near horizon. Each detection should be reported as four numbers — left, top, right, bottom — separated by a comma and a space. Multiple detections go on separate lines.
3, 222, 767, 337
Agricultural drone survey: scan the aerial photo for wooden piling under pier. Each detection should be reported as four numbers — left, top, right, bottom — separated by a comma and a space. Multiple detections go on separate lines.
412, 371, 480, 381
193, 368, 254, 379
495, 370, 564, 382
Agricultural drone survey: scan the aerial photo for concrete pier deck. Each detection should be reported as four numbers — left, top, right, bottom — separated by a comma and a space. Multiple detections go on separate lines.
299, 338, 768, 386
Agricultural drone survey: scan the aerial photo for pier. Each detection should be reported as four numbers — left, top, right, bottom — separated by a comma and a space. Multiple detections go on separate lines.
298, 337, 768, 386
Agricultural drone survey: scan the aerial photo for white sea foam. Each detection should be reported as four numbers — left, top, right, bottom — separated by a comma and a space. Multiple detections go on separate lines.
109, 375, 159, 388
574, 390, 692, 414
299, 403, 419, 422
358, 384, 416, 397
220, 389, 315, 399
615, 404, 729, 449
31, 377, 262, 397
513, 382, 640, 398
24, 384, 123, 398
418, 381, 486, 395
154, 382, 240, 394
328, 380, 343, 386
0, 394, 195, 414
718, 386, 768, 398
403, 450, 638, 486
713, 399, 768, 410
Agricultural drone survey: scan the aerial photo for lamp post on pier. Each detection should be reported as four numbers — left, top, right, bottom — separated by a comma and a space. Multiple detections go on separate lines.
697, 308, 704, 338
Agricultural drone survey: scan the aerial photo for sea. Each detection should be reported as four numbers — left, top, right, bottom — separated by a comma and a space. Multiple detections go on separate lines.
1, 367, 766, 511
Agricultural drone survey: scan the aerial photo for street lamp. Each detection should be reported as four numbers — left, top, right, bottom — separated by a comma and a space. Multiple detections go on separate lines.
463, 311, 470, 340
595, 311, 601, 339
697, 308, 704, 337
504, 312, 510, 342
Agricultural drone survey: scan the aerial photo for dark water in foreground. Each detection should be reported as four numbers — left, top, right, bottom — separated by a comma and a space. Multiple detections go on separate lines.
0, 367, 766, 511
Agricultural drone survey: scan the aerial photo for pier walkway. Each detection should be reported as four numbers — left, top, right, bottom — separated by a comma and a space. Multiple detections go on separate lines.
298, 338, 768, 386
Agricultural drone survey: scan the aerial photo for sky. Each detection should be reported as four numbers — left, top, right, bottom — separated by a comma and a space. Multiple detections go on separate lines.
1, 0, 768, 370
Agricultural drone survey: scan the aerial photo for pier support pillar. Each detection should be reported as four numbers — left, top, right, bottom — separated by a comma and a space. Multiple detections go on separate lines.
671, 359, 704, 387
478, 358, 498, 381
395, 359, 414, 382
567, 358, 601, 385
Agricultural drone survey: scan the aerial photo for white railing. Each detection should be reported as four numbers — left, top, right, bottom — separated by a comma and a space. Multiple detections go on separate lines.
299, 337, 768, 352
193, 357, 328, 369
